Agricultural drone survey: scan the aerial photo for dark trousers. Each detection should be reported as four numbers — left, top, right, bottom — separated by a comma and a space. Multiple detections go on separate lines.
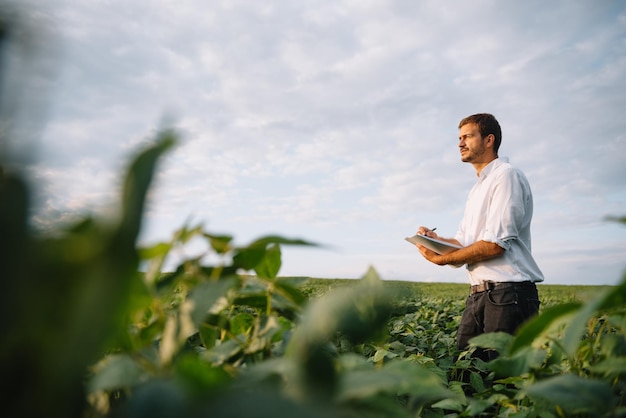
457, 281, 540, 361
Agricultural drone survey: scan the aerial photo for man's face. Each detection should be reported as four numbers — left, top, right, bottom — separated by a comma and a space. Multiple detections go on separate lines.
458, 123, 488, 163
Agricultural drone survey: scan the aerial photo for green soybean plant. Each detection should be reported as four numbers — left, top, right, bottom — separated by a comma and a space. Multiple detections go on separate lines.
0, 131, 176, 418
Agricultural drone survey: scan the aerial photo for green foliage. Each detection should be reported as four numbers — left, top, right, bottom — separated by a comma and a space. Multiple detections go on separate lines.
1, 132, 174, 417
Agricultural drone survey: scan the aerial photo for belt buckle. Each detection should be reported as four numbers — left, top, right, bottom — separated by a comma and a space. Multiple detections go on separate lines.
471, 281, 492, 294
476, 281, 493, 293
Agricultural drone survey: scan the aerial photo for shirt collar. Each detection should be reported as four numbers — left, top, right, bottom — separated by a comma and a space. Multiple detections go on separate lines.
477, 157, 508, 181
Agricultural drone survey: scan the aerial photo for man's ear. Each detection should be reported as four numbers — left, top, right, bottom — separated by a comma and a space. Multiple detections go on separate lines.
485, 134, 495, 148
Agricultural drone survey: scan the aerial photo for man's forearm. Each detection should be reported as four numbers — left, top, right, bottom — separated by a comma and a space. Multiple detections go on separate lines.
438, 240, 504, 266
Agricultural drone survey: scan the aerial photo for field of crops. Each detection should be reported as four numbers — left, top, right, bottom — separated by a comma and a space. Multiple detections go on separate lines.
302, 279, 609, 308
298, 278, 624, 417
2, 132, 625, 418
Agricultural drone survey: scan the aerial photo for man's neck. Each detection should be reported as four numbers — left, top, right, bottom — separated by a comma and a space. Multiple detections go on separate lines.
472, 156, 498, 176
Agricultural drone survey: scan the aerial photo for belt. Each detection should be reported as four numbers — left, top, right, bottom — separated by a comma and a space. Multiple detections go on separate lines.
470, 281, 534, 294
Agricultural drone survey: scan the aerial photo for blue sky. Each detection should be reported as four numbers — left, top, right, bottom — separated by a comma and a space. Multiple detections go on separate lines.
7, 0, 626, 285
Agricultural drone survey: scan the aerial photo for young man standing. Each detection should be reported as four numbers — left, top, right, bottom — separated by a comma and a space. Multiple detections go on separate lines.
414, 113, 543, 360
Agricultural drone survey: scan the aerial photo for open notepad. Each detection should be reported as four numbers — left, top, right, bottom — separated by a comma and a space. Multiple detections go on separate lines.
405, 234, 463, 255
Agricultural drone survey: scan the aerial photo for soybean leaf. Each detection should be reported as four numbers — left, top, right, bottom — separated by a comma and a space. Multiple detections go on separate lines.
246, 316, 283, 355
22, 133, 175, 417
337, 359, 452, 404
469, 371, 485, 393
234, 357, 292, 389
189, 278, 239, 326
201, 265, 239, 280
230, 312, 255, 336
203, 339, 243, 366
510, 302, 581, 355
254, 243, 281, 279
155, 265, 186, 293
466, 398, 495, 416
561, 288, 617, 357
361, 265, 383, 286
524, 375, 616, 415
247, 235, 318, 248
172, 223, 204, 245
202, 313, 231, 330
488, 346, 547, 377
139, 241, 172, 259
88, 354, 147, 393
233, 246, 266, 271
117, 131, 176, 247
431, 398, 465, 412
591, 357, 626, 377
469, 332, 512, 354
233, 236, 317, 272
289, 267, 393, 347
605, 214, 626, 224
597, 277, 626, 311
198, 324, 219, 350
140, 242, 173, 285
174, 355, 232, 395
204, 233, 233, 254
273, 278, 308, 307
286, 267, 393, 401
549, 277, 626, 358
234, 294, 269, 310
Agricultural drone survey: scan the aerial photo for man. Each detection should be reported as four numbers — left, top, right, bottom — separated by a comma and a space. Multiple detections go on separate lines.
415, 113, 543, 361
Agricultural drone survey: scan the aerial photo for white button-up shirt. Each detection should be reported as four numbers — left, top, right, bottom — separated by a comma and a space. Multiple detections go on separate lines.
455, 157, 544, 285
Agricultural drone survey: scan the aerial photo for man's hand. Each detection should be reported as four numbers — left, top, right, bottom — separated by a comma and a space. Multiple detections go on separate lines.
417, 244, 447, 265
417, 226, 439, 239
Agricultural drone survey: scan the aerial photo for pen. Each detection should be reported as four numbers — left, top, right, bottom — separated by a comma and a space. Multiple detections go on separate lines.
429, 228, 437, 233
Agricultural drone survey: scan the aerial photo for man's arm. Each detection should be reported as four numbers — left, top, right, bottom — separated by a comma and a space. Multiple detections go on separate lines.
417, 240, 504, 266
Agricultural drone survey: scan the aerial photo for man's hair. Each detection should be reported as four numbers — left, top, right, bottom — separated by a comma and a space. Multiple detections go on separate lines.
458, 113, 502, 155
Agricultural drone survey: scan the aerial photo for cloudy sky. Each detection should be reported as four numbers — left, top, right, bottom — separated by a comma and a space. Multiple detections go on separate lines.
6, 0, 626, 285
